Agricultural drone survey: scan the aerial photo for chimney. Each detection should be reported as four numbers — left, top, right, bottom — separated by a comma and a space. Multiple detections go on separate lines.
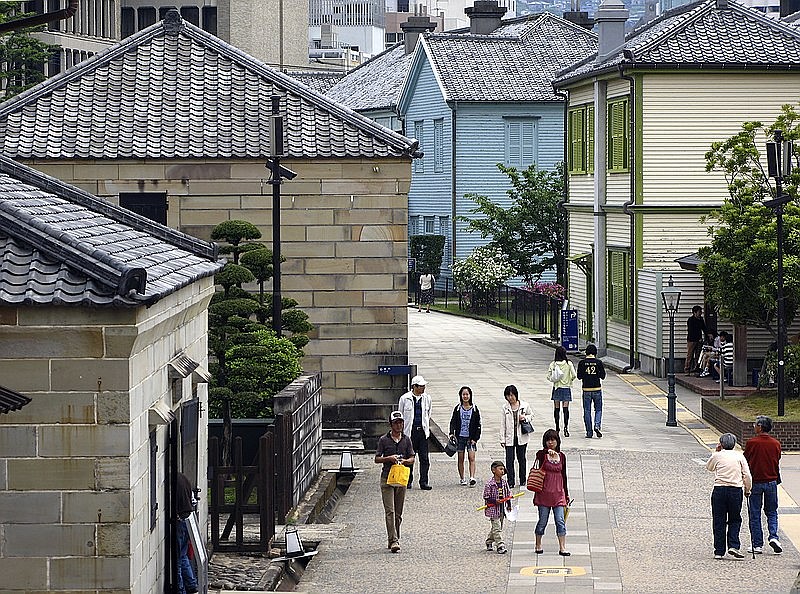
465, 0, 507, 35
595, 0, 629, 63
401, 15, 437, 54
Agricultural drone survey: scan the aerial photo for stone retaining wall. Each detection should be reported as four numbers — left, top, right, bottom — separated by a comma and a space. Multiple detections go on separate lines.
702, 397, 800, 450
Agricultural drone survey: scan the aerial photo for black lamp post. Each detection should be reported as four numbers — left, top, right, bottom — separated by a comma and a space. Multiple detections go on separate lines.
765, 130, 793, 417
661, 274, 681, 427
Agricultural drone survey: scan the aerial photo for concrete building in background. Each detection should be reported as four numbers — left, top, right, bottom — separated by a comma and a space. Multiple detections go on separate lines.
121, 0, 308, 68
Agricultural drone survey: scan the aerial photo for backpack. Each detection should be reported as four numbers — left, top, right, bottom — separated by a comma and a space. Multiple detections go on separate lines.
549, 363, 564, 383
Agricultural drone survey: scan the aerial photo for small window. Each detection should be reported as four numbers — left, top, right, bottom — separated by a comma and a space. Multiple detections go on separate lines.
433, 119, 444, 173
414, 120, 424, 173
180, 6, 200, 26
505, 119, 537, 168
410, 215, 420, 236
424, 216, 435, 234
138, 6, 157, 30
121, 7, 135, 37
608, 249, 629, 321
202, 6, 218, 35
607, 98, 629, 172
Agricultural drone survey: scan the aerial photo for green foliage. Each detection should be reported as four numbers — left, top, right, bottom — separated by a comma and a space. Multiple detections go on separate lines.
451, 246, 515, 311
0, 4, 56, 101
460, 163, 566, 284
208, 219, 313, 419
702, 104, 800, 337
211, 220, 262, 264
410, 235, 446, 276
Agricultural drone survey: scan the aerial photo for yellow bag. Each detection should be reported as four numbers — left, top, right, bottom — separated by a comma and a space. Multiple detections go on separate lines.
387, 462, 410, 487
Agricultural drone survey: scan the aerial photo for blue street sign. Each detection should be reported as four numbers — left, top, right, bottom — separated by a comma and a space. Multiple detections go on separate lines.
408, 258, 416, 272
561, 309, 578, 352
378, 365, 414, 376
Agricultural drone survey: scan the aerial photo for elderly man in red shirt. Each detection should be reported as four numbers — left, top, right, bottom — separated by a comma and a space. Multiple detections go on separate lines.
743, 415, 782, 555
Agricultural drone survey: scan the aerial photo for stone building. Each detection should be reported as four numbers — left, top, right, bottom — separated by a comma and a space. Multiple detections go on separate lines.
0, 154, 223, 591
0, 10, 419, 442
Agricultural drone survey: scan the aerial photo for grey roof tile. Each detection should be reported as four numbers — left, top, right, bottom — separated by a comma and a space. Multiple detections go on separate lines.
556, 0, 800, 85
0, 11, 416, 160
285, 70, 346, 93
0, 155, 224, 307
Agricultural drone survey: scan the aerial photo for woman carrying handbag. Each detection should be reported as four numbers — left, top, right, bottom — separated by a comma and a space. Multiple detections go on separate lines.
500, 385, 533, 489
533, 429, 570, 556
449, 386, 482, 486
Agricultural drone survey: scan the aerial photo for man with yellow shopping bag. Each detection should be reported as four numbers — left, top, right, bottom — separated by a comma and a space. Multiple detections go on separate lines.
375, 411, 415, 553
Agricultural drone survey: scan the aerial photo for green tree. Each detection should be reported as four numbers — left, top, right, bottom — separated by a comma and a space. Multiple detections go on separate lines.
460, 163, 566, 285
410, 234, 445, 277
702, 104, 800, 337
211, 220, 263, 264
0, 4, 56, 101
451, 245, 515, 312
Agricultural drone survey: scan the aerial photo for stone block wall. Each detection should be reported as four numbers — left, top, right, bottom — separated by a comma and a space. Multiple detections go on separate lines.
0, 279, 215, 592
28, 157, 413, 441
702, 396, 800, 451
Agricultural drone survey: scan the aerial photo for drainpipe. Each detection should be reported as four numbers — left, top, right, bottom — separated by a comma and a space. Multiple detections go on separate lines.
619, 63, 637, 373
0, 0, 78, 34
554, 88, 570, 292
450, 100, 458, 265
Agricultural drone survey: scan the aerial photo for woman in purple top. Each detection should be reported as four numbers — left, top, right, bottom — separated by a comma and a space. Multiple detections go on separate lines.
533, 428, 570, 556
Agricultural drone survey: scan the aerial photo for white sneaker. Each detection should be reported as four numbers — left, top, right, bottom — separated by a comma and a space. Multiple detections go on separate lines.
747, 546, 762, 554
469, 477, 477, 487
727, 548, 744, 559
460, 478, 468, 486
714, 554, 724, 560
769, 538, 783, 554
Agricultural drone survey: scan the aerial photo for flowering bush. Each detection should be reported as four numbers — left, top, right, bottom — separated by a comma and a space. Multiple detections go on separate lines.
452, 246, 516, 311
526, 281, 566, 300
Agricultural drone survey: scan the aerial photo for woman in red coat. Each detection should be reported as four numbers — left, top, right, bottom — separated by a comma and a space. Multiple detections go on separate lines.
533, 428, 570, 556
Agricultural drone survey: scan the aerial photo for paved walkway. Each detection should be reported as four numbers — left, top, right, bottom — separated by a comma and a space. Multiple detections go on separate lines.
297, 311, 800, 593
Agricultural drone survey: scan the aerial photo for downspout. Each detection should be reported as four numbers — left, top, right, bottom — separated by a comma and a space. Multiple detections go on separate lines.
619, 63, 637, 373
554, 88, 570, 293
0, 0, 78, 33
450, 100, 457, 266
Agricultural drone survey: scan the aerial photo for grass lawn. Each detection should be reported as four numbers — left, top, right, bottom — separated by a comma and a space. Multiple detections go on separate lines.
714, 392, 800, 422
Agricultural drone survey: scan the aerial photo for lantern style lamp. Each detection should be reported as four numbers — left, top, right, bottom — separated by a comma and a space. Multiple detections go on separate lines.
661, 275, 681, 427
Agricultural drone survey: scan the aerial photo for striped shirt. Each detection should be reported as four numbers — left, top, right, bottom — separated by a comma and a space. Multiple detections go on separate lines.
719, 341, 734, 368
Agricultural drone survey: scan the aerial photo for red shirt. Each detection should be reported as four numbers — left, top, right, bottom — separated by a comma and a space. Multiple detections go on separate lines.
743, 433, 781, 483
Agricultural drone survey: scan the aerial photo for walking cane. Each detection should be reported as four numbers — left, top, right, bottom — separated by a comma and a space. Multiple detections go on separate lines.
746, 493, 755, 560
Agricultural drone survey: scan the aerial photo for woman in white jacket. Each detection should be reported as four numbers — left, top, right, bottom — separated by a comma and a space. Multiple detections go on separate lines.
547, 346, 577, 437
500, 385, 533, 489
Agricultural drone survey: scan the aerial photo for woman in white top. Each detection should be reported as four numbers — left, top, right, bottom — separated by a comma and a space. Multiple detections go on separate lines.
418, 272, 435, 313
500, 385, 532, 489
706, 433, 752, 559
547, 346, 577, 437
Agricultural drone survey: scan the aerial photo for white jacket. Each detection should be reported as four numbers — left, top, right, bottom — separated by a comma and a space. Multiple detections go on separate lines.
500, 399, 532, 446
399, 390, 431, 438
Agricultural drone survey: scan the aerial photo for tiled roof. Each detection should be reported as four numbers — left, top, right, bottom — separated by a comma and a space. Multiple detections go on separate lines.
555, 0, 800, 86
0, 11, 417, 160
0, 155, 224, 307
284, 70, 345, 94
325, 43, 413, 111
422, 13, 597, 102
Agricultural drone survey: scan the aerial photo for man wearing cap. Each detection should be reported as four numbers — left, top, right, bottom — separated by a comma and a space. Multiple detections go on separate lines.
398, 375, 433, 489
375, 411, 415, 553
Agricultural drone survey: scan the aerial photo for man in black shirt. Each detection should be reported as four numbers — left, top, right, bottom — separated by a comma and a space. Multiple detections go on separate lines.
685, 305, 707, 374
375, 411, 415, 553
577, 344, 607, 438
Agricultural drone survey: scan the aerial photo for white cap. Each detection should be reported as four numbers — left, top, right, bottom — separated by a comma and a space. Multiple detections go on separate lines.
411, 375, 427, 386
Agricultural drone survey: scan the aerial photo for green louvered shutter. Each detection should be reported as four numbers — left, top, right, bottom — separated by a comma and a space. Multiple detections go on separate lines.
568, 108, 584, 173
587, 105, 595, 174
609, 250, 628, 320
608, 100, 628, 171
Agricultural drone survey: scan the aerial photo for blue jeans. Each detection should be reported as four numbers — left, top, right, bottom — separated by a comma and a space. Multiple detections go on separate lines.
177, 518, 197, 594
749, 481, 779, 547
711, 486, 743, 555
582, 391, 603, 435
535, 505, 566, 537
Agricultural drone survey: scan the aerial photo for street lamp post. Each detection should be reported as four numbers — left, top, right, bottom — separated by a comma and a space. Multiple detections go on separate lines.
661, 275, 681, 427
765, 130, 793, 417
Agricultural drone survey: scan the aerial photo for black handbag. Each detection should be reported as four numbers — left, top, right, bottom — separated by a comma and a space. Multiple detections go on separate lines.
520, 418, 534, 434
444, 435, 458, 457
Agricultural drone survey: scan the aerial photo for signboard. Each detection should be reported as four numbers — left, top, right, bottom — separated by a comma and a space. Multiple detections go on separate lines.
561, 309, 578, 352
408, 258, 416, 273
378, 365, 414, 376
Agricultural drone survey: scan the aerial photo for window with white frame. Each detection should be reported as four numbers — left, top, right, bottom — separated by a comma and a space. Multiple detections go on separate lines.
424, 216, 435, 234
410, 215, 420, 236
414, 120, 425, 173
505, 118, 537, 168
439, 216, 451, 265
433, 119, 444, 173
